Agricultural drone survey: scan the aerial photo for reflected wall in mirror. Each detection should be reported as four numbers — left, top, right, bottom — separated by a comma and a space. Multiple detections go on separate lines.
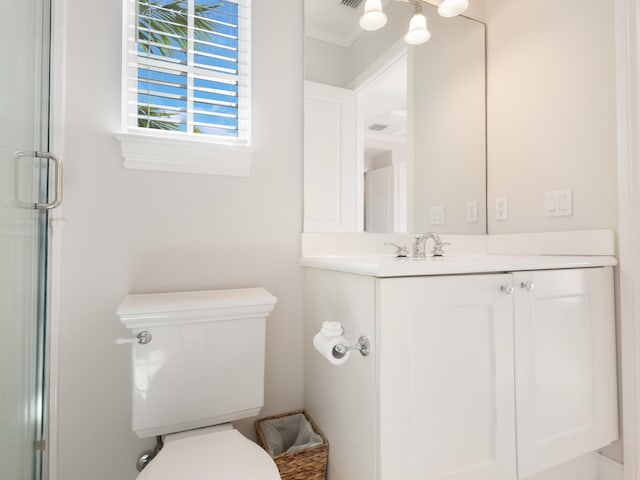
304, 0, 486, 234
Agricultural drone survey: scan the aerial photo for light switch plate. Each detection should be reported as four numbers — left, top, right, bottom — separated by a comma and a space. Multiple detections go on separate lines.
557, 189, 572, 216
545, 189, 573, 217
545, 191, 557, 216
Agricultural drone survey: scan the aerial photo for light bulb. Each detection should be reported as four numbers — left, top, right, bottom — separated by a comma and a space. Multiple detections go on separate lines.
438, 0, 469, 17
404, 10, 430, 45
359, 0, 387, 31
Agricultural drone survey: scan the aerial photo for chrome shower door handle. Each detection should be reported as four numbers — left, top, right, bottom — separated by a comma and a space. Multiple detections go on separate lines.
13, 151, 63, 210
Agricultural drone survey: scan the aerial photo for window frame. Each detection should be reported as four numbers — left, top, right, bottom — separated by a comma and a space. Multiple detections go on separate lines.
117, 0, 254, 176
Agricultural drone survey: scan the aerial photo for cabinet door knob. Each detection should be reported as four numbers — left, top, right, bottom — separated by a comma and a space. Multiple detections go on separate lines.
520, 281, 534, 292
500, 285, 514, 295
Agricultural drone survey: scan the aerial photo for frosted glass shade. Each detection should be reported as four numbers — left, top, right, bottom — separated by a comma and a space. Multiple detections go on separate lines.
438, 0, 469, 17
359, 0, 387, 31
404, 12, 430, 45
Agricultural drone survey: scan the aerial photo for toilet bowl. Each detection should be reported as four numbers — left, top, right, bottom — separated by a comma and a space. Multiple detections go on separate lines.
137, 425, 280, 480
117, 288, 280, 479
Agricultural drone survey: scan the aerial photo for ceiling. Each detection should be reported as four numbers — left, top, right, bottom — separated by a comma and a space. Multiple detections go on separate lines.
304, 0, 390, 47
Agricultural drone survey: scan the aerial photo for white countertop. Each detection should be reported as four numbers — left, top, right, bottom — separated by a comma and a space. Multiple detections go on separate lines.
300, 254, 618, 277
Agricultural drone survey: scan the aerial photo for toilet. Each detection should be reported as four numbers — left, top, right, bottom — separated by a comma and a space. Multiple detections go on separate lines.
117, 287, 281, 479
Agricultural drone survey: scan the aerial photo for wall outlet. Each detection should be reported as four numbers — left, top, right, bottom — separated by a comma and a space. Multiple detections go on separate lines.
431, 205, 445, 225
495, 197, 508, 221
467, 200, 479, 223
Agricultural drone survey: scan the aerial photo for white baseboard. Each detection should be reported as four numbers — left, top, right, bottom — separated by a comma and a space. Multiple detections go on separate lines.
597, 453, 624, 480
522, 453, 622, 480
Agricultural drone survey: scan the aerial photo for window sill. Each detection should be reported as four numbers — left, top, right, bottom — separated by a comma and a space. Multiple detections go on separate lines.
115, 132, 255, 177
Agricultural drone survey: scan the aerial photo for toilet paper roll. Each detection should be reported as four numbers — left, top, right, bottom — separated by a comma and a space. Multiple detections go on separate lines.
313, 331, 351, 366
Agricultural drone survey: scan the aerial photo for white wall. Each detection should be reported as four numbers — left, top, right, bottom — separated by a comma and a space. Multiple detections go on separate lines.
55, 1, 304, 479
304, 36, 350, 87
486, 0, 618, 234
364, 139, 405, 170
412, 12, 487, 234
463, 0, 486, 23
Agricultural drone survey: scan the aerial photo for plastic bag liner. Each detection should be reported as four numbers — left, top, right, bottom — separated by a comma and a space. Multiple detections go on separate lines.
259, 412, 324, 456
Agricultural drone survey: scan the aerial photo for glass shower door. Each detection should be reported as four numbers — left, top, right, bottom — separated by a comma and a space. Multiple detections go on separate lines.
0, 0, 54, 479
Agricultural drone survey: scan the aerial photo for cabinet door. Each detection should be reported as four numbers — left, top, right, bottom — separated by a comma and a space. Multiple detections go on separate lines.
513, 268, 618, 478
378, 274, 517, 480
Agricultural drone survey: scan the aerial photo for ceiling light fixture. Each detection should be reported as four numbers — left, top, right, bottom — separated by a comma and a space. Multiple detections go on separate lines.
404, 5, 430, 45
359, 0, 388, 31
438, 0, 469, 17
359, 0, 469, 45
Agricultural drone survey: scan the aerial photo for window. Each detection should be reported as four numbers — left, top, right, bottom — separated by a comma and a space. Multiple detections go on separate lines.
118, 0, 253, 176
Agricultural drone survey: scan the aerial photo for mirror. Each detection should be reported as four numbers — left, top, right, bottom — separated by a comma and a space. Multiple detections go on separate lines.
304, 0, 486, 234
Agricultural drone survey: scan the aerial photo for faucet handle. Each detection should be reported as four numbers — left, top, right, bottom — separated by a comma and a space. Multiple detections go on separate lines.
432, 242, 451, 257
385, 242, 409, 258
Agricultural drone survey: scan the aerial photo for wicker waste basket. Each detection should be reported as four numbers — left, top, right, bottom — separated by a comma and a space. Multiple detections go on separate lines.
255, 410, 328, 480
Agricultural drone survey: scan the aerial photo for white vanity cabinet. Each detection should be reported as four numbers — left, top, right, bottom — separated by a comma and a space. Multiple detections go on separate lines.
378, 272, 518, 480
303, 264, 618, 480
511, 268, 618, 478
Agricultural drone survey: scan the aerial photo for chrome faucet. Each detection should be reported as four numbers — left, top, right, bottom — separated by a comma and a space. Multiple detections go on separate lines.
413, 232, 450, 257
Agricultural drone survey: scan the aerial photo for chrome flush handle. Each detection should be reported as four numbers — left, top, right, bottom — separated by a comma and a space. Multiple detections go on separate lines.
114, 331, 152, 345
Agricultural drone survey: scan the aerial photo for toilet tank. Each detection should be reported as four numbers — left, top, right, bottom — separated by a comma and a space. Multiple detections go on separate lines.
117, 288, 277, 439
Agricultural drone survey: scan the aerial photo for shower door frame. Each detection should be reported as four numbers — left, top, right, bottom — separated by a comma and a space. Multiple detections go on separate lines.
45, 0, 68, 479
2, 0, 57, 477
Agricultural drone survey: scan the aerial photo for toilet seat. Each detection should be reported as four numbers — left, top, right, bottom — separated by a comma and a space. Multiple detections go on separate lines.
137, 429, 281, 480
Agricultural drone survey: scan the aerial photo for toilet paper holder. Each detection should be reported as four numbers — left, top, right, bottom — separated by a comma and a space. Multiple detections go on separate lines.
332, 335, 371, 359
314, 321, 372, 364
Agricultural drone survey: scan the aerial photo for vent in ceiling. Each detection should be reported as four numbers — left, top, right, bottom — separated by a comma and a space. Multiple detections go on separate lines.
369, 123, 388, 131
341, 0, 364, 8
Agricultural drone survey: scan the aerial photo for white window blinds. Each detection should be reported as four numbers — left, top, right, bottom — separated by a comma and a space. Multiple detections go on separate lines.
124, 0, 250, 143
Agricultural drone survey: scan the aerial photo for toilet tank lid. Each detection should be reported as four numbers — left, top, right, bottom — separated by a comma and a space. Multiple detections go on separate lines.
117, 287, 277, 328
